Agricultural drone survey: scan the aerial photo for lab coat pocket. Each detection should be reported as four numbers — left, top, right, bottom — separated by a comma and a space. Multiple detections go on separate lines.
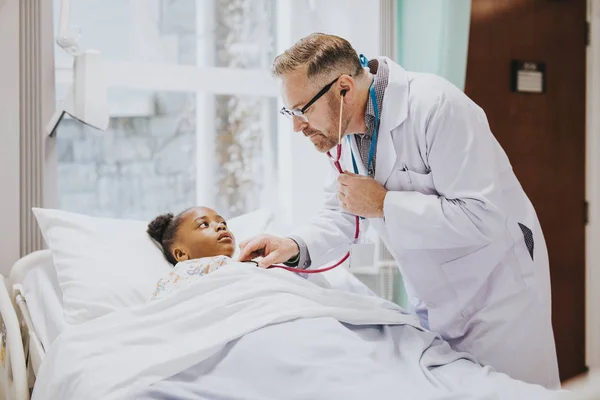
404, 168, 437, 195
385, 166, 436, 195
440, 231, 529, 322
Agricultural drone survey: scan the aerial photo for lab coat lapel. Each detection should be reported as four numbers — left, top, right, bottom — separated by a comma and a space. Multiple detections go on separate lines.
374, 57, 409, 186
345, 135, 368, 176
374, 109, 397, 185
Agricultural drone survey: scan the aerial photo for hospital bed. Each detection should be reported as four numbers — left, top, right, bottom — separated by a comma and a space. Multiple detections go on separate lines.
0, 208, 597, 399
6, 255, 600, 400
0, 252, 598, 400
3, 254, 600, 400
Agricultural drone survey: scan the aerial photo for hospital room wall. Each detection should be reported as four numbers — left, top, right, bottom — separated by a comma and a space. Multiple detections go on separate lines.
0, 0, 22, 276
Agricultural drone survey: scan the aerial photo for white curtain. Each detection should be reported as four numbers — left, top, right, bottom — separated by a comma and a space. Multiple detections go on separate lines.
397, 0, 472, 90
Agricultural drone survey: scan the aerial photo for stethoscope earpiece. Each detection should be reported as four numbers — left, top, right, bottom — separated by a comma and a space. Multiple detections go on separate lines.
340, 89, 348, 97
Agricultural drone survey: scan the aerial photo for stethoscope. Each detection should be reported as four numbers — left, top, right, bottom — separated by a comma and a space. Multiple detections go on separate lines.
269, 55, 379, 275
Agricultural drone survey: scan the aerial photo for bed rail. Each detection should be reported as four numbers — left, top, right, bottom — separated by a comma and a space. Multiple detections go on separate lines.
0, 275, 29, 400
2, 249, 53, 399
12, 285, 44, 377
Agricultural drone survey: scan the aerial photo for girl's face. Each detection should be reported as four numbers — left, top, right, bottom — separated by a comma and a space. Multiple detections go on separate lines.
171, 207, 236, 262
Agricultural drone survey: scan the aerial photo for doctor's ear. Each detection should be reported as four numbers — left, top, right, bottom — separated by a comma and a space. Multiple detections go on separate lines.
337, 74, 354, 100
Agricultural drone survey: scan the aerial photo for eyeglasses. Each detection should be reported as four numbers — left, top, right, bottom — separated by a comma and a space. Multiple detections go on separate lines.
279, 76, 340, 122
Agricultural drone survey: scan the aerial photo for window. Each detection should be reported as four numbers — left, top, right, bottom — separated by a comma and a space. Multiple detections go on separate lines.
53, 0, 278, 220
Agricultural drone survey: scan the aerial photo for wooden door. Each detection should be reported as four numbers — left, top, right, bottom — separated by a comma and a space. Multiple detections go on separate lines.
465, 0, 587, 382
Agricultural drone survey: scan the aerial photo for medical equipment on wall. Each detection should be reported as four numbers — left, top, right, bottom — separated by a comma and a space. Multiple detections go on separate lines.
270, 55, 378, 275
45, 0, 109, 136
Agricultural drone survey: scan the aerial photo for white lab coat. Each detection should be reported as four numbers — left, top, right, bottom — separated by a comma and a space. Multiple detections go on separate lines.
294, 58, 560, 388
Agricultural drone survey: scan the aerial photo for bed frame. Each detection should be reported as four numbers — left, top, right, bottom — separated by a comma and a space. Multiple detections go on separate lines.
0, 250, 50, 400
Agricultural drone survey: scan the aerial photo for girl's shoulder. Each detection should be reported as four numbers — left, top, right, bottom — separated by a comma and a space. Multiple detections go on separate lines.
173, 255, 233, 276
150, 255, 233, 301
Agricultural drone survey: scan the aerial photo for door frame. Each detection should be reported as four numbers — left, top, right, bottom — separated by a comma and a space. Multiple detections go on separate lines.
586, 0, 600, 371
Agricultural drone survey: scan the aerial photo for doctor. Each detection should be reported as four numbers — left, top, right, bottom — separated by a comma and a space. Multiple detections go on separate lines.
239, 33, 560, 388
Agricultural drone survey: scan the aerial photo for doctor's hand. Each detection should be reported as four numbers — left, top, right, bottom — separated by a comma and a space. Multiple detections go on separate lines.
338, 172, 387, 218
237, 235, 300, 269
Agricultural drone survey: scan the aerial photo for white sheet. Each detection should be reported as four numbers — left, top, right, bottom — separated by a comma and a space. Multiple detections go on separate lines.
31, 264, 560, 400
22, 261, 66, 350
141, 320, 558, 400
32, 264, 421, 399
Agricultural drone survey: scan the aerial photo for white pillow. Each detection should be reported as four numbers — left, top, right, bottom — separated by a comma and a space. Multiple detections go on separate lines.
32, 207, 273, 325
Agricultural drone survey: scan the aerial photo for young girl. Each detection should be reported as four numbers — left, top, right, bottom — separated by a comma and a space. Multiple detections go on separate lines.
147, 206, 243, 300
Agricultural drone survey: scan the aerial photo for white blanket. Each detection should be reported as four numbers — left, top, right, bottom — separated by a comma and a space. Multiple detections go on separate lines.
32, 264, 422, 400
